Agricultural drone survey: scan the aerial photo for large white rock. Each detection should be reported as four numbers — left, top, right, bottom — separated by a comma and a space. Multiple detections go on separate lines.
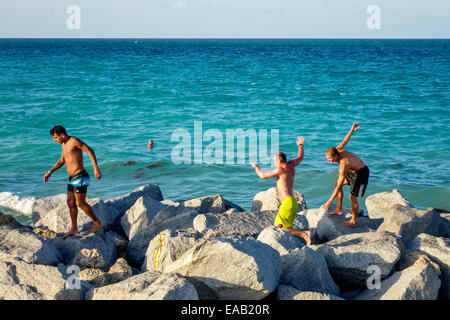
252, 187, 307, 212
280, 247, 340, 296
86, 271, 198, 300
193, 210, 309, 239
407, 233, 450, 299
277, 285, 344, 300
378, 205, 448, 244
365, 189, 411, 219
355, 264, 441, 300
163, 237, 282, 300
311, 231, 402, 289
256, 226, 305, 256
105, 184, 163, 216
0, 226, 61, 266
34, 198, 119, 234
316, 212, 382, 242
51, 232, 117, 269
178, 194, 227, 214
142, 229, 203, 272
0, 252, 83, 300
120, 196, 167, 240
31, 193, 67, 223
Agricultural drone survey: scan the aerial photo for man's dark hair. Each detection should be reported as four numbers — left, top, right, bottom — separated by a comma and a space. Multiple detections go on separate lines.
277, 152, 287, 163
50, 126, 67, 136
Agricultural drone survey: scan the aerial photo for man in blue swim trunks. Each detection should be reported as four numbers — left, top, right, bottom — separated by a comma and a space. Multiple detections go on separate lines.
44, 126, 103, 239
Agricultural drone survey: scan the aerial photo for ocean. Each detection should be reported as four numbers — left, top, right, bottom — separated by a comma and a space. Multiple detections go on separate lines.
0, 39, 449, 225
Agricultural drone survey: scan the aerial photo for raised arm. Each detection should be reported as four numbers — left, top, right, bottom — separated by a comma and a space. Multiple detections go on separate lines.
337, 122, 360, 151
288, 136, 305, 167
44, 152, 65, 183
74, 138, 102, 179
251, 163, 282, 180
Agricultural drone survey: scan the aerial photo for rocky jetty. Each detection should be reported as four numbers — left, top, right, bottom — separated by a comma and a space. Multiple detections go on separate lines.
0, 186, 448, 300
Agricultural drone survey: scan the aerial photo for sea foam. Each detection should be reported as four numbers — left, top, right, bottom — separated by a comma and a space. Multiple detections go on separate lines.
0, 192, 36, 215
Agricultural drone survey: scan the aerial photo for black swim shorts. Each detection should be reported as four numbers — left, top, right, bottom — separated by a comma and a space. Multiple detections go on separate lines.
67, 170, 90, 194
344, 165, 370, 198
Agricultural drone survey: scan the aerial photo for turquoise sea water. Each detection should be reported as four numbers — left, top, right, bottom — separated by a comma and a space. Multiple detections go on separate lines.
0, 39, 449, 224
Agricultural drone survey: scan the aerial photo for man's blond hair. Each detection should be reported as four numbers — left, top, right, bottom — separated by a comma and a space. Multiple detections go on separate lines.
326, 147, 339, 157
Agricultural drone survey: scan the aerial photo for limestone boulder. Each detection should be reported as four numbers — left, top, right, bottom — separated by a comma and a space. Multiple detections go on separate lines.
105, 184, 163, 217
311, 231, 402, 289
31, 193, 67, 223
34, 198, 120, 234
279, 247, 340, 296
252, 187, 307, 212
276, 285, 344, 300
0, 252, 83, 300
256, 226, 305, 256
397, 251, 441, 276
316, 212, 382, 242
142, 229, 203, 272
0, 226, 61, 266
0, 211, 23, 229
178, 194, 227, 214
120, 196, 167, 240
72, 248, 107, 270
365, 189, 411, 219
407, 233, 450, 299
86, 271, 198, 300
79, 258, 132, 287
51, 232, 117, 269
378, 205, 448, 244
355, 264, 441, 300
193, 210, 308, 239
163, 237, 282, 300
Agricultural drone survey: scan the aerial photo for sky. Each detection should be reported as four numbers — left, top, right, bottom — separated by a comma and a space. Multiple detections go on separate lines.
0, 0, 448, 38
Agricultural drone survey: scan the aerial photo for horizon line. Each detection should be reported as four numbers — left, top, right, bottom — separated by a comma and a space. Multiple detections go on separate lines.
1, 37, 449, 40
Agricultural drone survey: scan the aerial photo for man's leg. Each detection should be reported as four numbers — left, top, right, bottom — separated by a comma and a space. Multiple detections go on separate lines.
275, 224, 311, 246
62, 190, 80, 239
328, 179, 348, 215
341, 194, 358, 227
74, 192, 104, 233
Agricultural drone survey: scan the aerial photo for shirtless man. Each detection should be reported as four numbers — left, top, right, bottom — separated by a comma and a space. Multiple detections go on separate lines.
251, 136, 311, 245
44, 126, 104, 239
322, 122, 370, 227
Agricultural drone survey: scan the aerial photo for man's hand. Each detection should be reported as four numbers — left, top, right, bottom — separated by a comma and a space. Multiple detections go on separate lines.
351, 122, 360, 132
321, 200, 332, 213
250, 162, 259, 169
94, 167, 102, 180
296, 136, 305, 147
44, 172, 51, 183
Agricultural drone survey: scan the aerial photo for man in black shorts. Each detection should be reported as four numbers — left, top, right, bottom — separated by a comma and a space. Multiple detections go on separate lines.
44, 126, 103, 238
322, 122, 370, 227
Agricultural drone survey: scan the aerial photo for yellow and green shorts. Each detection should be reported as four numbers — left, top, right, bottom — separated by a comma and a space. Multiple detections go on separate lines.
274, 196, 298, 228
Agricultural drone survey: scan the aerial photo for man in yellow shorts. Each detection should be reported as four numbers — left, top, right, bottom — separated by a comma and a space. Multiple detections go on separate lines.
251, 136, 311, 245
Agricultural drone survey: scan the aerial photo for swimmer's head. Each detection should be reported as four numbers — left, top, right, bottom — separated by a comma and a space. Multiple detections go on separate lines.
50, 126, 68, 144
147, 140, 154, 148
326, 147, 340, 163
273, 152, 287, 166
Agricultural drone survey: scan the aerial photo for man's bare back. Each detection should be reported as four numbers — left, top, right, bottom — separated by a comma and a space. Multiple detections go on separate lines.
336, 150, 366, 173
276, 164, 295, 201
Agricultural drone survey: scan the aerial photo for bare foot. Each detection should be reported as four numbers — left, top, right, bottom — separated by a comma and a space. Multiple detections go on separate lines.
341, 220, 357, 228
327, 209, 343, 216
61, 229, 79, 239
87, 222, 104, 234
302, 230, 312, 246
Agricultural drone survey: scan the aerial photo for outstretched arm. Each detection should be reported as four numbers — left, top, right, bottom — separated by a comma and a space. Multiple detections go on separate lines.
44, 152, 65, 183
251, 163, 281, 179
337, 122, 360, 151
74, 138, 102, 179
288, 136, 305, 167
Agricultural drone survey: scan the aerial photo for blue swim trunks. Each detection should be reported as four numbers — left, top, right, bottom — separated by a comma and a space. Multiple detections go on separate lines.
67, 170, 90, 194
